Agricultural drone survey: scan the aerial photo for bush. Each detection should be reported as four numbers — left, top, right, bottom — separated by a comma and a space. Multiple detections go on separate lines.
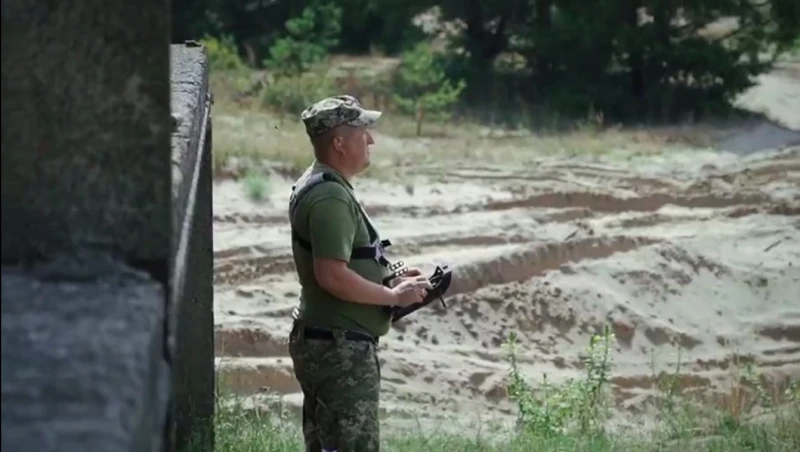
263, 2, 342, 78
504, 327, 614, 439
257, 3, 344, 121
261, 70, 337, 121
242, 167, 270, 202
200, 35, 245, 72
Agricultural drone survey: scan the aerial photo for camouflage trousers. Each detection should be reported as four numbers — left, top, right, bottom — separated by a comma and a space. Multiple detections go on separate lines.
288, 321, 382, 452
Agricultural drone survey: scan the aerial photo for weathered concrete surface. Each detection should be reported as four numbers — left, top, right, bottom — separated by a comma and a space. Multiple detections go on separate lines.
172, 44, 212, 231
169, 43, 215, 451
0, 0, 173, 451
1, 255, 170, 452
0, 1, 171, 264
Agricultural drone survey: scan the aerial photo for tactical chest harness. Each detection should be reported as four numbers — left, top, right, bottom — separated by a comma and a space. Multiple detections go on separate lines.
288, 171, 453, 325
288, 172, 404, 275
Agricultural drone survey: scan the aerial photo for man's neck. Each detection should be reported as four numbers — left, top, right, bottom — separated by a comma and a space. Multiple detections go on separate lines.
316, 159, 354, 182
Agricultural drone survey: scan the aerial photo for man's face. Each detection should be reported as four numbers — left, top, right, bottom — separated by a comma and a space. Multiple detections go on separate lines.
337, 126, 375, 172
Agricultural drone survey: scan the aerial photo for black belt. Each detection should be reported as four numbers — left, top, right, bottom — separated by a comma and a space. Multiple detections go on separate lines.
301, 325, 378, 345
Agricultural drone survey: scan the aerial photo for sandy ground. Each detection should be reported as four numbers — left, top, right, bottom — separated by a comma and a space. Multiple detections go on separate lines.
212, 65, 800, 434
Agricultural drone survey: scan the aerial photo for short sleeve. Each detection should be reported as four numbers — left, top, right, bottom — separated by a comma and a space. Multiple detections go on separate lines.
307, 197, 358, 261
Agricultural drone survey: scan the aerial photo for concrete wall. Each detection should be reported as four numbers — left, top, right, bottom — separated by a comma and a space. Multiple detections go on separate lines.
1, 1, 214, 450
170, 43, 216, 451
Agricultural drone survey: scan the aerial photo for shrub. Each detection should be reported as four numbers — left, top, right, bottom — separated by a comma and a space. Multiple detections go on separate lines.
200, 35, 245, 72
242, 167, 270, 202
504, 326, 614, 439
263, 3, 342, 78
261, 71, 337, 121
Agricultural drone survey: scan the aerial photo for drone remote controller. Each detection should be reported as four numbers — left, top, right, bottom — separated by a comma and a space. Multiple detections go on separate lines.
382, 260, 410, 287
387, 264, 453, 323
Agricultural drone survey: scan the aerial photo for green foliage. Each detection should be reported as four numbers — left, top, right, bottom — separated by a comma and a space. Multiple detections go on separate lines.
172, 0, 224, 44
257, 2, 342, 119
191, 327, 800, 452
242, 167, 270, 202
787, 379, 800, 404
504, 327, 614, 439
261, 70, 337, 119
185, 0, 800, 123
393, 43, 466, 136
264, 2, 342, 77
184, 394, 302, 452
331, 0, 430, 54
200, 34, 245, 72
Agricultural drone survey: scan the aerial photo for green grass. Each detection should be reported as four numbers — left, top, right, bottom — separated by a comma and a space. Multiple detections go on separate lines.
189, 328, 800, 452
198, 406, 800, 452
241, 166, 270, 202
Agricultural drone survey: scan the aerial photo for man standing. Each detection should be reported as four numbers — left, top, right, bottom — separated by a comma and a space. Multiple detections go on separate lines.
287, 95, 432, 452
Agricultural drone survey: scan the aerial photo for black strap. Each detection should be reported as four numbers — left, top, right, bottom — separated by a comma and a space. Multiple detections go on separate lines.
300, 325, 378, 345
289, 172, 391, 263
292, 234, 391, 259
291, 229, 391, 260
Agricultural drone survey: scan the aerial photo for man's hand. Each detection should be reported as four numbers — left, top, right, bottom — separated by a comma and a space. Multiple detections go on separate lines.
403, 267, 423, 277
387, 267, 423, 288
315, 257, 432, 307
390, 275, 433, 306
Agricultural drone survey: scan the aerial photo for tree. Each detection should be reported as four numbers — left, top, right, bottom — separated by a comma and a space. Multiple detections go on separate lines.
501, 0, 800, 120
331, 0, 430, 54
263, 2, 342, 77
392, 43, 467, 136
430, 0, 529, 106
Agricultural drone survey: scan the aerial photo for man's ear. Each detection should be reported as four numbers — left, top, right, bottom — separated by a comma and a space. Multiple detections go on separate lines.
331, 135, 343, 154
333, 130, 351, 155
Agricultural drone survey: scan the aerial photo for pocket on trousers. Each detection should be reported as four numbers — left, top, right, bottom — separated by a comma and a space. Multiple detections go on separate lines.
314, 395, 340, 450
373, 346, 381, 380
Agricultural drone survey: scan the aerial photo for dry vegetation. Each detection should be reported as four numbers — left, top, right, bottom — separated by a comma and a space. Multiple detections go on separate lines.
209, 61, 746, 184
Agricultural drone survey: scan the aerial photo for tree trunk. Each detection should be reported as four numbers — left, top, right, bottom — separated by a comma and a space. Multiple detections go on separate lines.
535, 0, 553, 81
625, 0, 645, 117
652, 0, 673, 121
461, 1, 511, 108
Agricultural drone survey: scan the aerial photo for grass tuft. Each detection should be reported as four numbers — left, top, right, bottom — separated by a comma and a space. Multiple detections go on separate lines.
241, 166, 270, 202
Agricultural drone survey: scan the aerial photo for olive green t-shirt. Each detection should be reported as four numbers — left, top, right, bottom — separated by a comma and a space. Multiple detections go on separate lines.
289, 162, 394, 338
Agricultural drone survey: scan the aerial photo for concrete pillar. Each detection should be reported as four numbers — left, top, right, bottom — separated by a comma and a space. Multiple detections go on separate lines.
170, 43, 216, 451
0, 1, 183, 451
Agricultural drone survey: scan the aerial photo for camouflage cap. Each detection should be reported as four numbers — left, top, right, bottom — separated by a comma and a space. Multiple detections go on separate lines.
300, 95, 382, 137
